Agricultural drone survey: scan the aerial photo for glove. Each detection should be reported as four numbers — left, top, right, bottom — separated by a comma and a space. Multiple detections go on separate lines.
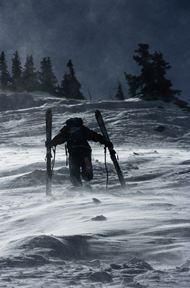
105, 141, 113, 149
45, 140, 54, 147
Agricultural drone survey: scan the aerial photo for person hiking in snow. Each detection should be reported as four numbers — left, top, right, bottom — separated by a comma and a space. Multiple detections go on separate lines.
50, 117, 113, 187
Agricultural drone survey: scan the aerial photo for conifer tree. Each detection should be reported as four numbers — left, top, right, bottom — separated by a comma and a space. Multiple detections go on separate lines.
60, 59, 85, 99
11, 51, 22, 91
22, 55, 38, 91
151, 51, 181, 101
39, 57, 57, 94
124, 73, 140, 98
0, 51, 10, 90
125, 43, 181, 101
115, 82, 125, 100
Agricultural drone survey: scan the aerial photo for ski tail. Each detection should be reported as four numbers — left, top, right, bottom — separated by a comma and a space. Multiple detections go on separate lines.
95, 110, 126, 188
46, 108, 52, 195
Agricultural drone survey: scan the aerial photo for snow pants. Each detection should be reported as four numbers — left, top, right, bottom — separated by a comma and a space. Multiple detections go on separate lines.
69, 149, 93, 186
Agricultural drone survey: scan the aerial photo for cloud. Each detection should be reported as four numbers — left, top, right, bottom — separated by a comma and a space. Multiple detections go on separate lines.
0, 0, 189, 100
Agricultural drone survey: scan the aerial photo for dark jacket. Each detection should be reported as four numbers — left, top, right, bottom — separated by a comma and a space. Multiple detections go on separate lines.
51, 125, 107, 153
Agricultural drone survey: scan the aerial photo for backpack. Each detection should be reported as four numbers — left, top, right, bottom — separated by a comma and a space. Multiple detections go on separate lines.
66, 118, 83, 128
65, 118, 89, 150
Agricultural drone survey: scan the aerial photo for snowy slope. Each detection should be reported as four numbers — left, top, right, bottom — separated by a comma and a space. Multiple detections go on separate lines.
0, 92, 190, 287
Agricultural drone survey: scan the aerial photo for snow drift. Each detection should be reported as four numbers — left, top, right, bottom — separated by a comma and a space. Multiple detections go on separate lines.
0, 92, 190, 287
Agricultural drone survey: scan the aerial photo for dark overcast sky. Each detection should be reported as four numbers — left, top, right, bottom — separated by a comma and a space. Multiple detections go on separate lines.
0, 0, 190, 100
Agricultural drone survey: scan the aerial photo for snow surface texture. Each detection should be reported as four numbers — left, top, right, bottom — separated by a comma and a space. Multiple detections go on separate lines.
0, 92, 190, 287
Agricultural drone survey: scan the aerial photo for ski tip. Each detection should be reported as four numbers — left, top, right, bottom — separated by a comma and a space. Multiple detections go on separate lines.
46, 108, 52, 116
95, 109, 100, 114
95, 109, 100, 116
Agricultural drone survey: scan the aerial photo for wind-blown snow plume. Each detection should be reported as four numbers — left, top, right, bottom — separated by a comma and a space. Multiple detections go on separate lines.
0, 92, 190, 287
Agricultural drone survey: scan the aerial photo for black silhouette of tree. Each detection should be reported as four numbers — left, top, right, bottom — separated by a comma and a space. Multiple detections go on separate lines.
39, 57, 57, 94
125, 43, 181, 101
60, 59, 85, 99
0, 51, 11, 90
22, 55, 38, 91
115, 82, 125, 100
11, 51, 22, 91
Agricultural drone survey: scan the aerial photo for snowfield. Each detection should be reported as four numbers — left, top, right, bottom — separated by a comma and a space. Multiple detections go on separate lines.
0, 92, 190, 287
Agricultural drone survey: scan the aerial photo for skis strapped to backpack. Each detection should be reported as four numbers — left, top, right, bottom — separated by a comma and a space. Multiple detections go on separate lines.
95, 110, 126, 188
46, 109, 52, 195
